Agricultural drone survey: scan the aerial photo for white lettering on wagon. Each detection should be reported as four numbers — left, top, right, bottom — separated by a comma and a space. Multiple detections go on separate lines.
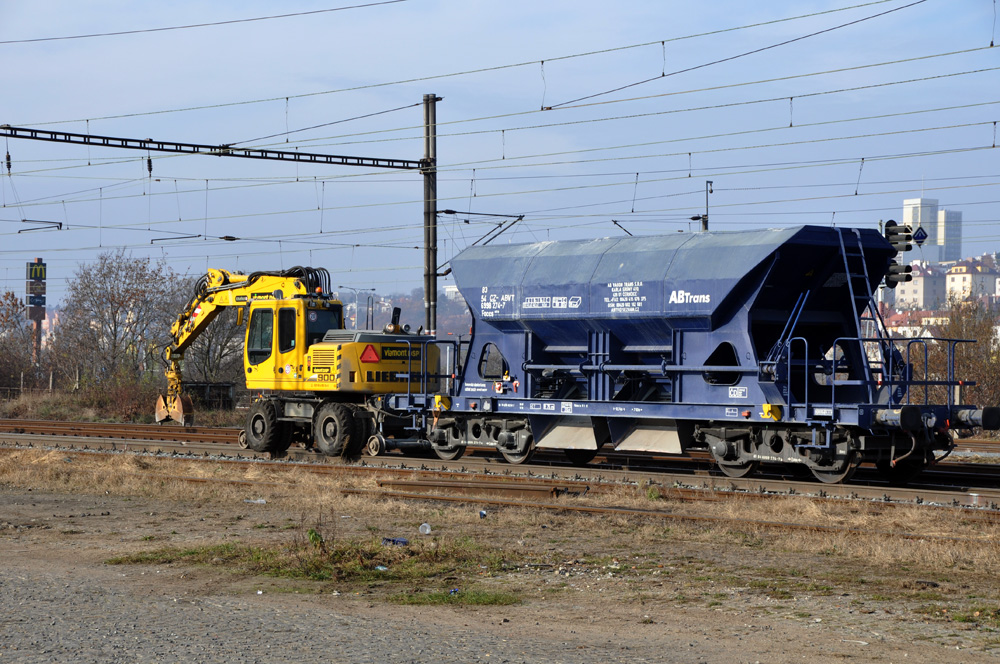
668, 289, 711, 304
604, 281, 646, 313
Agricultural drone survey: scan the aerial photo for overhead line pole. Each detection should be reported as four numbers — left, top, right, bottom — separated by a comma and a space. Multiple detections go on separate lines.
1, 96, 443, 335
422, 94, 441, 336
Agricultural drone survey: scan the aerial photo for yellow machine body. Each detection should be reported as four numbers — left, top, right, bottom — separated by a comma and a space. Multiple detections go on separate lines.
243, 298, 439, 394
157, 267, 436, 425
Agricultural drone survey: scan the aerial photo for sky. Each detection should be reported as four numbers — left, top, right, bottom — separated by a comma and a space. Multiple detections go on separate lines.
1, 0, 998, 305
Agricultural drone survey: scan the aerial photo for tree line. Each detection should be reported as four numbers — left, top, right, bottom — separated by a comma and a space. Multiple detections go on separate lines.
2, 250, 997, 421
0, 250, 469, 400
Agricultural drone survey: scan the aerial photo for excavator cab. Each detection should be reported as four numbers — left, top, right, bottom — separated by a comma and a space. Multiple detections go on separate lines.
244, 297, 345, 390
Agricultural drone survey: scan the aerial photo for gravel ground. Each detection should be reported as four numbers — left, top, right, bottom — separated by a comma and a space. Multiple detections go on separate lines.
2, 489, 998, 663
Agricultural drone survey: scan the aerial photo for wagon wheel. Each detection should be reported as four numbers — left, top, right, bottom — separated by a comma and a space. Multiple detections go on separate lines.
433, 444, 466, 461
810, 451, 861, 484
714, 459, 759, 478
432, 424, 465, 461
499, 446, 534, 465
709, 444, 759, 478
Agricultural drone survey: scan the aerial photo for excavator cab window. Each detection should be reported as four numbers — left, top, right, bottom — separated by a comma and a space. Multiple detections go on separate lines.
247, 309, 273, 365
305, 305, 343, 347
278, 308, 296, 353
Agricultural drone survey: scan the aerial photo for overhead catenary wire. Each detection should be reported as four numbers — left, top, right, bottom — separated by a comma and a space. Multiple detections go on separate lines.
0, 1, 410, 45
14, 0, 904, 127
549, 0, 930, 109
6, 126, 998, 224
210, 46, 999, 150
5, 2, 997, 300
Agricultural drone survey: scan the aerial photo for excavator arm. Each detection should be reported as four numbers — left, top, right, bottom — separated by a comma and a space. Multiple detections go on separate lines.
155, 266, 331, 425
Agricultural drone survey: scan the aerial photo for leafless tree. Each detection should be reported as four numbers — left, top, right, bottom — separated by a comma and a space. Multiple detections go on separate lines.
174, 276, 245, 384
0, 291, 36, 388
50, 249, 185, 385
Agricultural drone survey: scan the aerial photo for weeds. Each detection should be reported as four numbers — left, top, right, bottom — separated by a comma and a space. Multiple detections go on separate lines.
107, 530, 516, 604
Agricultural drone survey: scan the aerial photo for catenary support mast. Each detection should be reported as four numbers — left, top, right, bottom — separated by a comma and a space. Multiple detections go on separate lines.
1, 94, 442, 334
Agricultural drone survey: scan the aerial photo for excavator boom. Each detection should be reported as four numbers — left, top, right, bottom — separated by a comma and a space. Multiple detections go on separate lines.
156, 266, 334, 425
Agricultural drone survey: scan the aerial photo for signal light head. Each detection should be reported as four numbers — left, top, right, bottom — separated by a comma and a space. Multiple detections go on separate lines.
885, 260, 913, 288
884, 219, 913, 254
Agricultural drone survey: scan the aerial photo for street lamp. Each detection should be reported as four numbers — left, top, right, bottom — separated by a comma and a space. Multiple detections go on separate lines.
689, 180, 713, 232
338, 285, 375, 330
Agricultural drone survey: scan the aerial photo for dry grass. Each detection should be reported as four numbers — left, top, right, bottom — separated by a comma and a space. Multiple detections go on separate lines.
0, 389, 245, 426
5, 448, 1000, 635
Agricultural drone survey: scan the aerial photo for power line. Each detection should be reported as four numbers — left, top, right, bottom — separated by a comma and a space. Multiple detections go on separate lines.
8, 126, 997, 220
231, 102, 422, 146
0, 1, 410, 45
550, 0, 930, 108
256, 48, 993, 150
17, 0, 899, 126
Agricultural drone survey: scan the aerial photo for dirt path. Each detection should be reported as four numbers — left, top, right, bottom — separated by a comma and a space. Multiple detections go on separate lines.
2, 486, 997, 663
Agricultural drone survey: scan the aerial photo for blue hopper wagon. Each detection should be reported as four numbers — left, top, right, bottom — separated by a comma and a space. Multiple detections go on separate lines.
387, 225, 998, 483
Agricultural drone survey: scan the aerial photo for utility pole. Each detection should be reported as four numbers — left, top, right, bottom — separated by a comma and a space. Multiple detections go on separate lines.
1, 94, 443, 333
423, 94, 441, 336
689, 180, 713, 232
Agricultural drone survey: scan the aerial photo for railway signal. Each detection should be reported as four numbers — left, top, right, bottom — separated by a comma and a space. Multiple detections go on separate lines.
883, 219, 912, 254
882, 220, 913, 288
885, 261, 912, 288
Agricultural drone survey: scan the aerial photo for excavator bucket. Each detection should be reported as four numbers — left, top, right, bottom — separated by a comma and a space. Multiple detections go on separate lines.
155, 394, 195, 427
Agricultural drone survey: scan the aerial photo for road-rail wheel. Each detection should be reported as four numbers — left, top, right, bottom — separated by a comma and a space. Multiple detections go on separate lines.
365, 433, 387, 457
313, 403, 355, 456
245, 400, 281, 453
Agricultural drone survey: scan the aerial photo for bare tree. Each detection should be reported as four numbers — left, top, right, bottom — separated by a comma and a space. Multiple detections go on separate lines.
50, 249, 185, 385
174, 277, 245, 384
935, 298, 1000, 410
0, 291, 36, 388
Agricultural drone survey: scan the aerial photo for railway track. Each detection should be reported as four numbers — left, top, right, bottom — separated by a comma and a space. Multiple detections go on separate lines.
0, 418, 240, 444
3, 418, 1000, 511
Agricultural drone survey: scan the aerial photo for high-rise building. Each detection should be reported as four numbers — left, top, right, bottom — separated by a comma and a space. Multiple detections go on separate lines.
937, 208, 962, 261
902, 198, 940, 262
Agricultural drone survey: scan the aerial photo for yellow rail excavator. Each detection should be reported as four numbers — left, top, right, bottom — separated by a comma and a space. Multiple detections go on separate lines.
156, 266, 438, 456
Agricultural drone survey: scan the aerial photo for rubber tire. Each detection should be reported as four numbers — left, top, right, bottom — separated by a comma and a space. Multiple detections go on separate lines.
313, 403, 354, 456
245, 400, 281, 453
347, 408, 373, 457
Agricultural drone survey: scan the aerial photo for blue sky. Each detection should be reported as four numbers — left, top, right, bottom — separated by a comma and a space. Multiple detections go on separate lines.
1, 0, 998, 303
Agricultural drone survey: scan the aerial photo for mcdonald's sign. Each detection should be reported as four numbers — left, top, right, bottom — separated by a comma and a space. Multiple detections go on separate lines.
26, 259, 46, 281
